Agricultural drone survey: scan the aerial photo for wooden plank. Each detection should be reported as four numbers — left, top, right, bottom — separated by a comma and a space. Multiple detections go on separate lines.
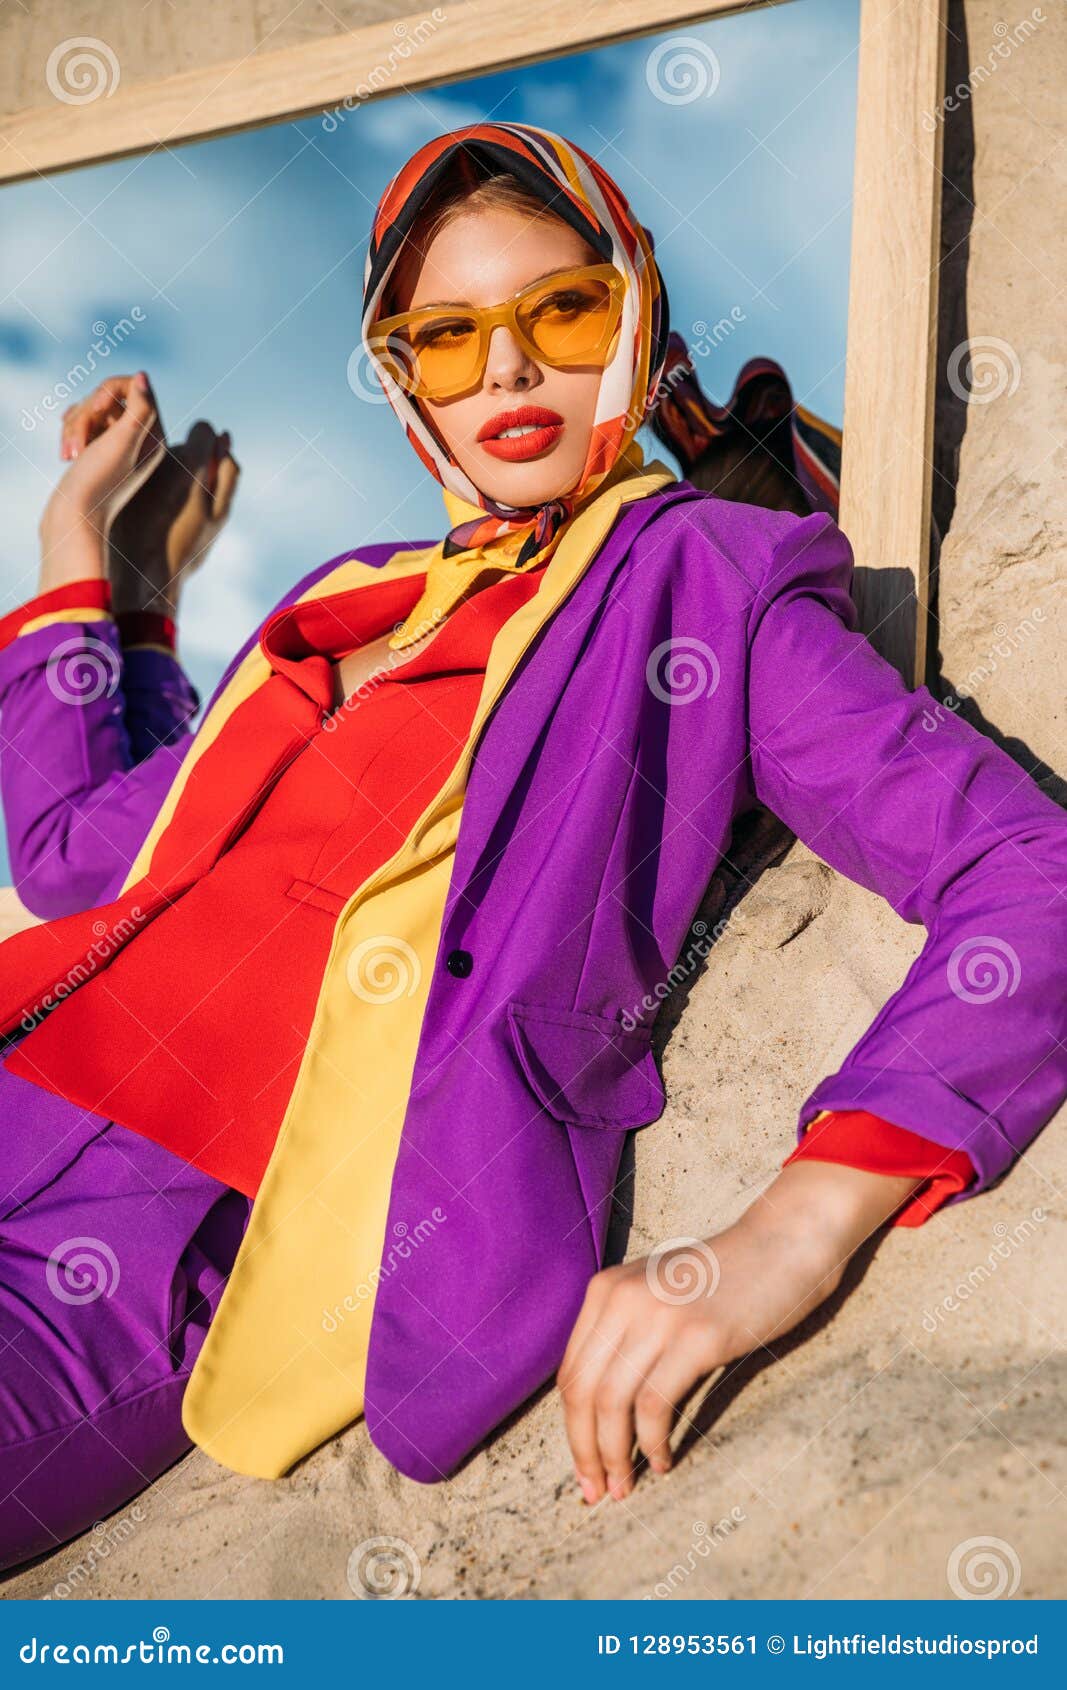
839, 0, 947, 685
0, 0, 782, 183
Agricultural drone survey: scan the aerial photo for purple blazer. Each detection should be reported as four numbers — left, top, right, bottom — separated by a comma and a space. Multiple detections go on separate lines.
1, 487, 1065, 1482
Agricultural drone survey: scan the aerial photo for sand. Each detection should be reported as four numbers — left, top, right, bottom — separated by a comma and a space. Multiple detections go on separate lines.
1, 839, 1064, 1600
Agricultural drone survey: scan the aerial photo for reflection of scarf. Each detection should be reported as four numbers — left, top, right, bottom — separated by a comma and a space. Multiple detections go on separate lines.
360, 122, 671, 649
649, 334, 842, 518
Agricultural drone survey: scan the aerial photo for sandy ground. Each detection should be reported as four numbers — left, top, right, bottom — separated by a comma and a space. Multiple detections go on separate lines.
2, 853, 1064, 1600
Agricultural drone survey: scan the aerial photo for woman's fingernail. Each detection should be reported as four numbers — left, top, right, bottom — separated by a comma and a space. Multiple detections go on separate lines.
576, 1473, 598, 1506
135, 371, 148, 392
650, 1457, 671, 1475
608, 1473, 631, 1500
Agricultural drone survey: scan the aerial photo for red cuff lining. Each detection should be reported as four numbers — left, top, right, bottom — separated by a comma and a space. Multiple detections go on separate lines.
0, 578, 111, 653
785, 1108, 976, 1227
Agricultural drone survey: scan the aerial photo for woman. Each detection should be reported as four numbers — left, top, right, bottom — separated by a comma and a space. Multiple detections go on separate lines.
0, 122, 1063, 1568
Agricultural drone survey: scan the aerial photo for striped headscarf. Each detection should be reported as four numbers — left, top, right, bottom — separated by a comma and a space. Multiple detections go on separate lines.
361, 122, 671, 580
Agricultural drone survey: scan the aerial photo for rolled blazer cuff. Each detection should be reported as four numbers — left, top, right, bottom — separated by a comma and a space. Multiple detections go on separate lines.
0, 614, 197, 915
748, 512, 1067, 1211
0, 603, 198, 745
798, 1066, 1017, 1200
786, 1106, 976, 1226
0, 577, 112, 653
0, 611, 118, 693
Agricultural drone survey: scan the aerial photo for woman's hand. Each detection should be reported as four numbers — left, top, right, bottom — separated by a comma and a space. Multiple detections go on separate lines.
39, 372, 165, 591
558, 1158, 922, 1504
39, 373, 239, 618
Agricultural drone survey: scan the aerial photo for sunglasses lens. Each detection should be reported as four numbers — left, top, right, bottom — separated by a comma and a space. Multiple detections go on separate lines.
375, 316, 481, 398
519, 274, 617, 366
370, 269, 622, 400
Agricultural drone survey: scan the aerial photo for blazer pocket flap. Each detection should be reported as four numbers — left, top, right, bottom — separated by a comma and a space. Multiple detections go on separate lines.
286, 876, 346, 917
506, 1001, 664, 1130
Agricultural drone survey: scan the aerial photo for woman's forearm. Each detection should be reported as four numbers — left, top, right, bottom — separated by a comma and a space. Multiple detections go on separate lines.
37, 498, 108, 594
746, 1157, 926, 1271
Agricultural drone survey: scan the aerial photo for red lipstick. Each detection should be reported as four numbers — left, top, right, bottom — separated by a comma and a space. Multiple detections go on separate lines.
477, 403, 565, 461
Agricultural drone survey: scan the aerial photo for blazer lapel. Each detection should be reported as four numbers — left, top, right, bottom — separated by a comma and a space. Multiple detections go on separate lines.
0, 552, 436, 1046
118, 546, 438, 894
179, 453, 679, 1479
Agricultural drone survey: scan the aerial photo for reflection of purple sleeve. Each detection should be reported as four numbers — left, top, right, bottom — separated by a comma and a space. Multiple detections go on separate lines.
0, 618, 198, 917
120, 645, 201, 765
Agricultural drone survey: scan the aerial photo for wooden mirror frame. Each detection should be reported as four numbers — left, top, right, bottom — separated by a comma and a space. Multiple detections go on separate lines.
0, 0, 947, 683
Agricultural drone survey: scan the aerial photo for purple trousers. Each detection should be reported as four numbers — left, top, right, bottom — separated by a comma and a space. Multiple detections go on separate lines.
0, 1048, 250, 1572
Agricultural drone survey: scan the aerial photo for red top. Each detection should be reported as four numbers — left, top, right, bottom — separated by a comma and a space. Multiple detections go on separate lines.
2, 569, 974, 1216
3, 566, 545, 1194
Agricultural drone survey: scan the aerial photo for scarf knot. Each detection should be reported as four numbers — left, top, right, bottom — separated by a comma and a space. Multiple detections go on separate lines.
389, 497, 573, 651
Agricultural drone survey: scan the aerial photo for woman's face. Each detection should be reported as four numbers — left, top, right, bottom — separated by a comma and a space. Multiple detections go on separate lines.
388, 205, 608, 510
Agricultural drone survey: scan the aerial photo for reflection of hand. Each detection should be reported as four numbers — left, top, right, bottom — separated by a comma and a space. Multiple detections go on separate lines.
557, 1158, 921, 1505
109, 405, 240, 619
39, 371, 165, 590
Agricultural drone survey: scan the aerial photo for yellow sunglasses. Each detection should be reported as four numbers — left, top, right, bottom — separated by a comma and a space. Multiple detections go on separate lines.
368, 262, 628, 402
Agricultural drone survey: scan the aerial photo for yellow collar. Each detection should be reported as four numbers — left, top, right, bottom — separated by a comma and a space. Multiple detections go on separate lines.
389, 440, 652, 652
